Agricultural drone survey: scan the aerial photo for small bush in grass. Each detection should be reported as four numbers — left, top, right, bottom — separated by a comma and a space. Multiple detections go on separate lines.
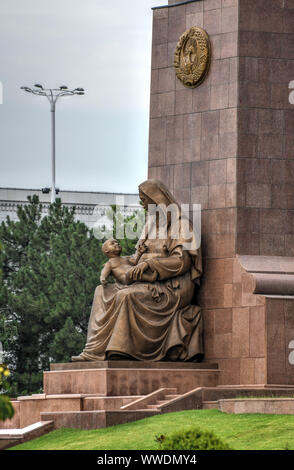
155, 427, 232, 450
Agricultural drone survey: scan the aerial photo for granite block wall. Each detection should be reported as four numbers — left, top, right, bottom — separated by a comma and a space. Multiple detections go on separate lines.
149, 0, 239, 261
237, 0, 294, 257
148, 0, 294, 385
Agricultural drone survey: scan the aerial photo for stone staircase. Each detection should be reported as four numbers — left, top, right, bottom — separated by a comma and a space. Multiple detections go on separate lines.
119, 388, 180, 411
147, 392, 180, 410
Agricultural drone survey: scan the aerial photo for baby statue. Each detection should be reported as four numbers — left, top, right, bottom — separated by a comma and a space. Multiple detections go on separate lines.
100, 239, 157, 286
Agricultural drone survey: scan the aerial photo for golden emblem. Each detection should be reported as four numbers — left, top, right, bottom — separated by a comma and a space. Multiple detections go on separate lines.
174, 27, 211, 88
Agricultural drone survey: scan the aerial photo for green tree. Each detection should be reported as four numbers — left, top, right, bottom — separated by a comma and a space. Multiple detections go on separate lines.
0, 196, 139, 397
0, 242, 14, 421
0, 197, 99, 396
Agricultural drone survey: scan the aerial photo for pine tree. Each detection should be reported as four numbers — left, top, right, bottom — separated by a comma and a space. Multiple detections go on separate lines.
0, 197, 100, 395
0, 242, 14, 419
0, 196, 139, 397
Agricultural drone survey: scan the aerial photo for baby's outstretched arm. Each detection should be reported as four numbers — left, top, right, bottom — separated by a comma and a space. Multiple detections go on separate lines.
100, 262, 112, 286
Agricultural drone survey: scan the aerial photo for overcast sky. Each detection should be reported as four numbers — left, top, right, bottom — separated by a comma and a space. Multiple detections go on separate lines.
0, 0, 166, 194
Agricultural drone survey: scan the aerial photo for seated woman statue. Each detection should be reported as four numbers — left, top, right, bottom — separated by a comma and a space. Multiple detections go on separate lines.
72, 179, 203, 362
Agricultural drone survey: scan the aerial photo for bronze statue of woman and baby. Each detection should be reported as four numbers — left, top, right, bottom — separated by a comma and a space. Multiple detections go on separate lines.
72, 179, 203, 363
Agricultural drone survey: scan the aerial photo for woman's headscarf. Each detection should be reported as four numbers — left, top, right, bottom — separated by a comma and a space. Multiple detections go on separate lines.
138, 179, 202, 283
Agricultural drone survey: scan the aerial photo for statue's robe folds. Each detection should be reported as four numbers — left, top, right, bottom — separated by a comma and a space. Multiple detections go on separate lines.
78, 236, 203, 362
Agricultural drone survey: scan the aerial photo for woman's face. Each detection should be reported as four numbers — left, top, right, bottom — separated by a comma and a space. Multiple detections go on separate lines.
139, 190, 154, 211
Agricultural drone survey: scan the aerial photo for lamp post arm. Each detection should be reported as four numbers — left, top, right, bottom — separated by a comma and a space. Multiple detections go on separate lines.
20, 84, 85, 204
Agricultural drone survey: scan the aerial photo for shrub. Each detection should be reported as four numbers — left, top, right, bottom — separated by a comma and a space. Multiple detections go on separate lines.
156, 427, 232, 450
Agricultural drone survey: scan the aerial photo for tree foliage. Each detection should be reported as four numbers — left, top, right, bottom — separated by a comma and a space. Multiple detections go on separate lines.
0, 196, 139, 396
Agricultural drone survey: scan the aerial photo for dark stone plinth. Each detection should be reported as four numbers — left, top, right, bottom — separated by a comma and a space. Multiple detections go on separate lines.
50, 361, 218, 371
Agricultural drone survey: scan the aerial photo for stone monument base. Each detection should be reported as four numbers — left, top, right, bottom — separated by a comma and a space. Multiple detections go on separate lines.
2, 360, 294, 448
0, 361, 220, 435
45, 361, 219, 396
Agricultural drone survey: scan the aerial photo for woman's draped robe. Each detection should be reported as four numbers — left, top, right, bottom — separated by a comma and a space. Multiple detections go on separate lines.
78, 235, 203, 362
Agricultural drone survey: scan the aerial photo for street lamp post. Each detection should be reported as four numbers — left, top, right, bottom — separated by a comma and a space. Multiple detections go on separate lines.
20, 84, 85, 203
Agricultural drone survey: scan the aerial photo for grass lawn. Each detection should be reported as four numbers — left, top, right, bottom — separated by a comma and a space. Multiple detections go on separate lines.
8, 409, 294, 451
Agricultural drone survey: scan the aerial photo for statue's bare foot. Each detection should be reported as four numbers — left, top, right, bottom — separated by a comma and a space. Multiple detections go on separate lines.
71, 355, 87, 362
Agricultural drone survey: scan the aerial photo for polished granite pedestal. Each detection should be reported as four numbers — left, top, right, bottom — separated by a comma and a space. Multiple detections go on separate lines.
46, 361, 219, 396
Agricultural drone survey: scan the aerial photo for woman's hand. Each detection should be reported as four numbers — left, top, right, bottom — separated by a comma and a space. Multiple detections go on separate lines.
128, 261, 149, 281
137, 243, 147, 256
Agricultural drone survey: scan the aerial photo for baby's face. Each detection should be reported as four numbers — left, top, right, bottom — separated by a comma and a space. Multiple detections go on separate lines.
105, 239, 122, 257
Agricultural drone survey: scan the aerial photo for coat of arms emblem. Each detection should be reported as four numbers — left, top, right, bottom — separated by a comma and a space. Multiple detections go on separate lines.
174, 27, 211, 89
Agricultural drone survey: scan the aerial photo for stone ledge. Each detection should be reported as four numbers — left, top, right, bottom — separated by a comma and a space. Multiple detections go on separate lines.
0, 421, 53, 450
50, 361, 218, 371
40, 410, 159, 430
239, 255, 294, 296
220, 398, 294, 414
152, 0, 201, 10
